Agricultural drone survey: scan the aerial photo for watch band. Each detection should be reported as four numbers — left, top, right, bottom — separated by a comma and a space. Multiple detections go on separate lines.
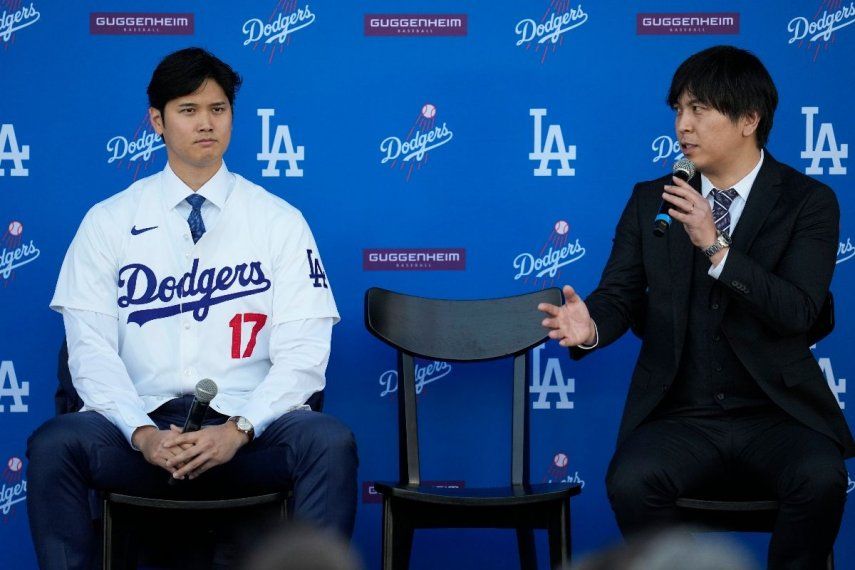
702, 231, 731, 259
228, 416, 255, 442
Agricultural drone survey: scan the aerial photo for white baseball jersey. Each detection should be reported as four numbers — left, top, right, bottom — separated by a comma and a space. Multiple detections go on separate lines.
51, 162, 339, 440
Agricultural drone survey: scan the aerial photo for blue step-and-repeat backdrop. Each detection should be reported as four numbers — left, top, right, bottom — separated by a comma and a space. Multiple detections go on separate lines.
1, 1, 852, 568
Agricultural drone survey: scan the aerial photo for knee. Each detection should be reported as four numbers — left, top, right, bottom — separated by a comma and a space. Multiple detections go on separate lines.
606, 455, 663, 509
28, 416, 83, 460
304, 415, 358, 467
781, 459, 847, 507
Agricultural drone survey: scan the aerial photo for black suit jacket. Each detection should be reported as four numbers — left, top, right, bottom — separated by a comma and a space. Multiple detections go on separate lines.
572, 152, 855, 458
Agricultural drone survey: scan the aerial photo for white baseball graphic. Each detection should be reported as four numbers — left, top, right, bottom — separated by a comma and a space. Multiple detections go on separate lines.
421, 103, 436, 119
553, 452, 568, 468
8, 221, 23, 236
554, 220, 569, 235
7, 457, 22, 472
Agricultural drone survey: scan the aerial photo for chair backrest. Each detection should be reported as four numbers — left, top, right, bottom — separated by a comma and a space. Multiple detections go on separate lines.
364, 287, 563, 487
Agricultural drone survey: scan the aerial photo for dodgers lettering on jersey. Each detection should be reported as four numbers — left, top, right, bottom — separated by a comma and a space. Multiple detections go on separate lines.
118, 258, 271, 325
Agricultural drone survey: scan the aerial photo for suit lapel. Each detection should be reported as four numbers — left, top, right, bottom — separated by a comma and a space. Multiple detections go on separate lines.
668, 174, 699, 363
729, 153, 782, 252
716, 152, 782, 315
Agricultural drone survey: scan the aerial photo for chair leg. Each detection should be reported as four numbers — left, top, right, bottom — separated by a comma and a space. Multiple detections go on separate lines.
516, 528, 537, 570
547, 501, 571, 569
382, 498, 414, 570
102, 499, 112, 570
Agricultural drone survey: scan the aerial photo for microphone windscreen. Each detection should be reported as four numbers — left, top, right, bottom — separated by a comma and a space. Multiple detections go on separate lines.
194, 378, 218, 403
672, 158, 696, 182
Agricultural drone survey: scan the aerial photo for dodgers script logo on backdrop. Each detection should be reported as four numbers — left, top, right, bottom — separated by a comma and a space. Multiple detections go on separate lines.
0, 456, 26, 519
258, 108, 304, 178
652, 134, 684, 166
107, 114, 165, 181
839, 237, 854, 264
117, 259, 271, 326
636, 13, 739, 35
89, 12, 193, 35
1, 220, 39, 285
817, 355, 847, 409
543, 452, 585, 486
515, 1, 588, 64
364, 14, 467, 36
513, 220, 586, 288
0, 361, 28, 413
802, 107, 847, 175
0, 1, 39, 45
363, 248, 465, 271
849, 474, 855, 494
0, 123, 29, 177
787, 1, 855, 60
531, 345, 574, 410
242, 2, 315, 64
380, 103, 454, 181
379, 360, 453, 398
530, 109, 575, 176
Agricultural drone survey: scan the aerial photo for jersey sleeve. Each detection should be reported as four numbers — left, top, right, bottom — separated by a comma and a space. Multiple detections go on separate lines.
50, 206, 121, 317
270, 213, 339, 326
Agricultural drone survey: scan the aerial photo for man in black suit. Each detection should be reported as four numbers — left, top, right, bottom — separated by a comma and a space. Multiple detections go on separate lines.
538, 45, 854, 569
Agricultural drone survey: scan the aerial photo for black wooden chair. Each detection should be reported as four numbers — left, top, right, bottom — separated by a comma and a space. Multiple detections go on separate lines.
676, 496, 834, 569
56, 340, 323, 569
364, 287, 582, 570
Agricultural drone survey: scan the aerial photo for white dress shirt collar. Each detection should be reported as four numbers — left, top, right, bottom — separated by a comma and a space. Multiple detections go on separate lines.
700, 149, 765, 201
162, 161, 233, 211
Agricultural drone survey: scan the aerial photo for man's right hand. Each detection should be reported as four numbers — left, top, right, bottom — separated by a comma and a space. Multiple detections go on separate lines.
538, 285, 596, 347
133, 426, 189, 474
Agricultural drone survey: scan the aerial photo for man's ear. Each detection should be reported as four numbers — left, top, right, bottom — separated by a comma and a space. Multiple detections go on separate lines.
741, 111, 760, 138
149, 107, 164, 135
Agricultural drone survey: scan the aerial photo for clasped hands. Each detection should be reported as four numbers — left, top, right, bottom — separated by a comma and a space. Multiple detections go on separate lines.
133, 422, 250, 481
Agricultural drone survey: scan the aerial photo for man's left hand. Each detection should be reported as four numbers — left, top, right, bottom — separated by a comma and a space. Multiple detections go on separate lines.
662, 175, 717, 249
163, 422, 250, 480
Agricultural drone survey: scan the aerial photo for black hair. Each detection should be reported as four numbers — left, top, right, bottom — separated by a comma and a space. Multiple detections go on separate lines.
147, 47, 242, 117
667, 45, 778, 148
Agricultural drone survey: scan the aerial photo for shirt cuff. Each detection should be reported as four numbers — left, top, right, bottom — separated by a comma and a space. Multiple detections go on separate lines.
707, 249, 730, 279
576, 320, 599, 350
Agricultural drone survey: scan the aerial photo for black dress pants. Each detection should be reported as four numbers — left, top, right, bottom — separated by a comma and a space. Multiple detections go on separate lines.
606, 408, 847, 570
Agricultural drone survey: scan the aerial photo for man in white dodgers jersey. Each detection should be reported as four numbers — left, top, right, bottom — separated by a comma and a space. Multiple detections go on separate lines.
26, 48, 357, 569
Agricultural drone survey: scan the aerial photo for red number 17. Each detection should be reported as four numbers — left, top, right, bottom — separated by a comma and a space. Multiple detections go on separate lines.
229, 313, 268, 359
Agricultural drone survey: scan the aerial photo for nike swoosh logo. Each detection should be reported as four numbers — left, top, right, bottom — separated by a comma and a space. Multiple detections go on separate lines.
130, 225, 158, 236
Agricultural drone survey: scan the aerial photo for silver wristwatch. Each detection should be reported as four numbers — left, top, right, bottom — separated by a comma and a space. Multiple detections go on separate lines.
702, 230, 731, 259
227, 416, 255, 442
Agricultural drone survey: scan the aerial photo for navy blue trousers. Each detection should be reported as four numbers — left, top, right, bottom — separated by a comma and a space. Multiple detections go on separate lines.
26, 396, 358, 570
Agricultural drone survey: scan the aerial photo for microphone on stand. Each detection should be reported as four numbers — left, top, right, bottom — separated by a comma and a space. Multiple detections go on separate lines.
653, 157, 696, 237
168, 378, 217, 485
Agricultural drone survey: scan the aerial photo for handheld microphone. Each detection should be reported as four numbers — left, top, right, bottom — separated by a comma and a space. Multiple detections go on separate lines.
653, 158, 696, 237
168, 378, 217, 485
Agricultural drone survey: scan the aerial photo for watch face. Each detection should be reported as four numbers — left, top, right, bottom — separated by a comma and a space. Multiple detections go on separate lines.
236, 417, 252, 431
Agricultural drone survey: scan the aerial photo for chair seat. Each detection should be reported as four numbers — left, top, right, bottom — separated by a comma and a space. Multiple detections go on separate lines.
373, 482, 581, 507
105, 491, 286, 510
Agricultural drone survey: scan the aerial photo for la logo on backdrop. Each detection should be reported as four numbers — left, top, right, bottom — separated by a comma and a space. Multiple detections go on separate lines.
106, 114, 165, 181
1, 220, 39, 285
801, 106, 848, 175
0, 1, 40, 48
787, 1, 855, 61
514, 1, 589, 64
0, 123, 29, 177
257, 108, 305, 178
241, 1, 316, 64
380, 103, 454, 182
